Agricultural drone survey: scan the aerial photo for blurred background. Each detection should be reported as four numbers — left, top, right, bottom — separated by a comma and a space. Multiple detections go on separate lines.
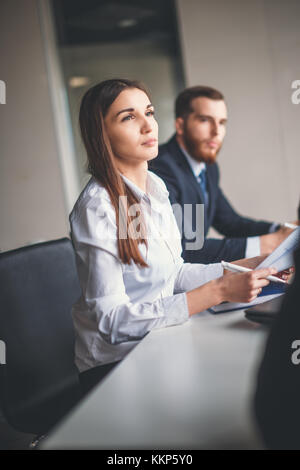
0, 0, 299, 252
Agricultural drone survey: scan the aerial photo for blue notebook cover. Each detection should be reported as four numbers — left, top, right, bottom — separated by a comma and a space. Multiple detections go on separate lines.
257, 281, 287, 297
209, 281, 287, 314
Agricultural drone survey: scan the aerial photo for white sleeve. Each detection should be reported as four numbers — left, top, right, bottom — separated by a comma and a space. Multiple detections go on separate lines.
173, 259, 224, 293
71, 198, 189, 345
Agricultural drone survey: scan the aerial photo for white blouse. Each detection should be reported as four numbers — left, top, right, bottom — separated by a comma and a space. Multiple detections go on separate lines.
70, 171, 223, 373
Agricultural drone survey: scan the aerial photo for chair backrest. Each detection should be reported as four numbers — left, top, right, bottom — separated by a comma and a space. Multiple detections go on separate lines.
0, 238, 82, 434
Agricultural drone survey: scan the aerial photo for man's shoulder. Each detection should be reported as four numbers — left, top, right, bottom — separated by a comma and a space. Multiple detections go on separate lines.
157, 135, 180, 161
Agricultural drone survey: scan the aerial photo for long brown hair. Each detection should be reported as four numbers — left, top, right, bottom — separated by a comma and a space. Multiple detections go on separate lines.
79, 78, 150, 267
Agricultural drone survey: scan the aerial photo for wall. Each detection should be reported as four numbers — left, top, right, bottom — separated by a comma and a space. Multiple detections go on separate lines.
0, 0, 68, 252
176, 0, 300, 224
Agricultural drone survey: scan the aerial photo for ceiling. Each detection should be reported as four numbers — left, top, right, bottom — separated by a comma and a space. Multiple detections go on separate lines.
52, 0, 177, 45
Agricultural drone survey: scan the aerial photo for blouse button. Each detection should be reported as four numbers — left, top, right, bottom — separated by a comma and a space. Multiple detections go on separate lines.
89, 187, 97, 197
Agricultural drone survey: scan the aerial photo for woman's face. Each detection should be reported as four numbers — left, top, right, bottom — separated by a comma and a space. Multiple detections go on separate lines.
104, 88, 158, 168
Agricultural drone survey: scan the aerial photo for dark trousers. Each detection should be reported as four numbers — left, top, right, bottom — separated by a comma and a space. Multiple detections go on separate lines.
79, 362, 120, 397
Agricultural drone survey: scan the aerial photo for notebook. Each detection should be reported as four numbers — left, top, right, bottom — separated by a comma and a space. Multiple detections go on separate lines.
209, 281, 286, 314
209, 228, 299, 314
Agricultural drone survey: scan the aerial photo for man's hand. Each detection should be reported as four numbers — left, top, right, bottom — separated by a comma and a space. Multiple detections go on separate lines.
230, 255, 267, 270
260, 225, 294, 255
275, 267, 295, 282
222, 255, 268, 276
226, 255, 295, 282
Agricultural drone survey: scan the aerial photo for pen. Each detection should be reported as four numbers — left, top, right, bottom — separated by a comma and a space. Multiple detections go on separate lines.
221, 261, 286, 284
283, 222, 298, 230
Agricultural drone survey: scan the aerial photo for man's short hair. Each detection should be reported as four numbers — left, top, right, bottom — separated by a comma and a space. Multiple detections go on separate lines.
175, 86, 224, 118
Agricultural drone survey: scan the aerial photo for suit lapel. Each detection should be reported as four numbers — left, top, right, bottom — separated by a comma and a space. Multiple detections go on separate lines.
168, 137, 206, 205
205, 165, 213, 223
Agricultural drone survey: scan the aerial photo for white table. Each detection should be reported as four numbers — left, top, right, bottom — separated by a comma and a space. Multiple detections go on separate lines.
41, 309, 268, 449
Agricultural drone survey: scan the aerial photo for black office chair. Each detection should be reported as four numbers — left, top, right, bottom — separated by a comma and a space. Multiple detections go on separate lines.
0, 238, 82, 443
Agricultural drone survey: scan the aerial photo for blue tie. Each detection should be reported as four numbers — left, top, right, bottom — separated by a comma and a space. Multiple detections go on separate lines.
198, 168, 209, 206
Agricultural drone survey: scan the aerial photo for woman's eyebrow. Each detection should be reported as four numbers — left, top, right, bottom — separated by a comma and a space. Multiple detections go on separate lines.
115, 103, 153, 118
116, 107, 134, 117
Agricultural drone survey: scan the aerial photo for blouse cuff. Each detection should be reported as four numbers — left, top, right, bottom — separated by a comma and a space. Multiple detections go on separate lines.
155, 292, 189, 329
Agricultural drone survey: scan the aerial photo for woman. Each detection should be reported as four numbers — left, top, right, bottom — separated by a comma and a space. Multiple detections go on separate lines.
70, 78, 276, 395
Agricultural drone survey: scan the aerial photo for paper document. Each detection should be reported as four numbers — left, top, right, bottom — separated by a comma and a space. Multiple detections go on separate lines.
256, 226, 300, 272
210, 227, 300, 314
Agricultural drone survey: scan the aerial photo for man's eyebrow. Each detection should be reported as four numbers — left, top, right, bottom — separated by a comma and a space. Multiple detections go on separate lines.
115, 103, 153, 117
194, 113, 212, 119
195, 113, 227, 122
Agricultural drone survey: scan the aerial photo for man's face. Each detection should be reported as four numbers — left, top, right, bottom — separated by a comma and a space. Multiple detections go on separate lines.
176, 97, 227, 164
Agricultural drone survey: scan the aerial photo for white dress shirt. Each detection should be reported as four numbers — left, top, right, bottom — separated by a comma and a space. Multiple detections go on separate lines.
70, 171, 223, 373
181, 147, 206, 183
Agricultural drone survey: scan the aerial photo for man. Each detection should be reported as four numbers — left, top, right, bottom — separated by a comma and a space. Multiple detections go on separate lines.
150, 86, 294, 263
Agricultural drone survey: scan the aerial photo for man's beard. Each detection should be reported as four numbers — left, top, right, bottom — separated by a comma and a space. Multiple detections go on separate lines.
183, 127, 222, 165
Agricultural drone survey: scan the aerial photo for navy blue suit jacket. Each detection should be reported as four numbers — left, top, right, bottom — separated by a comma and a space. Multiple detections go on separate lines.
150, 135, 274, 263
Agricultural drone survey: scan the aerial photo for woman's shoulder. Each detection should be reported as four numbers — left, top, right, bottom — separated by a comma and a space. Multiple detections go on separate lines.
70, 176, 113, 221
69, 177, 119, 255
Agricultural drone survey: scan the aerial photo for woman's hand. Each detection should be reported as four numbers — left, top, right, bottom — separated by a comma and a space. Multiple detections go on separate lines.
186, 265, 289, 317
217, 267, 277, 304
